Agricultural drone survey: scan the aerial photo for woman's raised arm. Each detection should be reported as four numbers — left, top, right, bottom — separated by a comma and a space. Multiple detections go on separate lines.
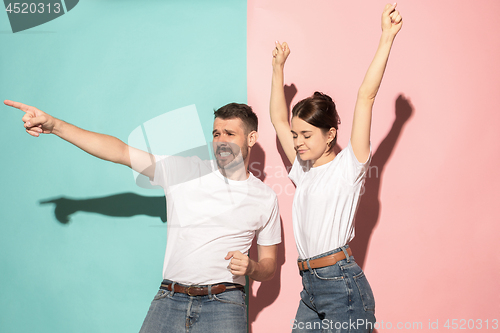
351, 3, 403, 163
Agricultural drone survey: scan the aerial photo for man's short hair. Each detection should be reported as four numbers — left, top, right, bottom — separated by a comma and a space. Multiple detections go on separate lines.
214, 103, 258, 134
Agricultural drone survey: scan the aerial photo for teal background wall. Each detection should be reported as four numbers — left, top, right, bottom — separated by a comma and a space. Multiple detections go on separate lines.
0, 1, 247, 332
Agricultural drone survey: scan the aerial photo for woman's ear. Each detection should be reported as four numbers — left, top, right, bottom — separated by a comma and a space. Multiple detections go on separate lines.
327, 127, 337, 145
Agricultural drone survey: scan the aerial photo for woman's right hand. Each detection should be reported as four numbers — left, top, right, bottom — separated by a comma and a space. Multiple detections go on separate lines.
272, 41, 290, 68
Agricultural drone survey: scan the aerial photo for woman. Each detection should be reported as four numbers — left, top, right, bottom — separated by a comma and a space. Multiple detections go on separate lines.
270, 4, 403, 332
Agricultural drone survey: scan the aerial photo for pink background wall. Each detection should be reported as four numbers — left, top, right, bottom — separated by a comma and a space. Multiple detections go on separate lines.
247, 0, 500, 331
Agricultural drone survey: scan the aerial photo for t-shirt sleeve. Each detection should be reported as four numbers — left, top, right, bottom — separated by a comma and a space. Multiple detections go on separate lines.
150, 155, 167, 187
256, 195, 281, 246
150, 155, 209, 189
288, 156, 304, 186
341, 140, 372, 185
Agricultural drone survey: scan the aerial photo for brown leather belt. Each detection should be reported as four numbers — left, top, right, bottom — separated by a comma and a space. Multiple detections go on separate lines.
160, 282, 245, 296
297, 247, 352, 271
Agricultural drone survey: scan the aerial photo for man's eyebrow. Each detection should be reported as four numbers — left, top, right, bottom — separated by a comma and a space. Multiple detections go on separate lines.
212, 128, 237, 135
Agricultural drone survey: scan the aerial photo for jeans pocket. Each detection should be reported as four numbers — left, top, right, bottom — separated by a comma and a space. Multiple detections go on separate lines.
353, 271, 375, 312
213, 291, 246, 308
153, 289, 169, 301
312, 264, 344, 281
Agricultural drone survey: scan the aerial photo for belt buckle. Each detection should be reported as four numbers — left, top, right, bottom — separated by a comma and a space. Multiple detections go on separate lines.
187, 286, 196, 296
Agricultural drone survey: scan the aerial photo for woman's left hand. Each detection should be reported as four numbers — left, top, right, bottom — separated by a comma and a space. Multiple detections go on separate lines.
382, 3, 403, 36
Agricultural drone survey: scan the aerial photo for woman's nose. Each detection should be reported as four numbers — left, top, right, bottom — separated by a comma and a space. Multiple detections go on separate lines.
294, 137, 303, 148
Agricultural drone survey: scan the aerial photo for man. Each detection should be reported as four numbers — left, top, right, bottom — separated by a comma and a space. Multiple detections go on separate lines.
5, 99, 281, 332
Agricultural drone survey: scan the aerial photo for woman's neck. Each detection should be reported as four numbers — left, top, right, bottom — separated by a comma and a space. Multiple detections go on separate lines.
312, 151, 336, 168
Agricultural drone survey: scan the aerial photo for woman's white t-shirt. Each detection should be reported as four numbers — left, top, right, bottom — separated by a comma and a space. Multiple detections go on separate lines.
288, 141, 372, 260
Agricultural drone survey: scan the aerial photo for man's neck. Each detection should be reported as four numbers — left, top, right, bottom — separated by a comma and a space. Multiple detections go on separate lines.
218, 163, 249, 181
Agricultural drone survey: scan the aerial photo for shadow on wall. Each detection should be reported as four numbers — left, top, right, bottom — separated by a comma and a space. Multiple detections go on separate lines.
248, 219, 286, 333
247, 142, 286, 332
246, 85, 298, 332
40, 193, 166, 224
349, 94, 414, 269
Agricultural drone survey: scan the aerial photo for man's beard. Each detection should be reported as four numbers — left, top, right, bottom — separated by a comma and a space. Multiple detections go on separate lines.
215, 142, 248, 172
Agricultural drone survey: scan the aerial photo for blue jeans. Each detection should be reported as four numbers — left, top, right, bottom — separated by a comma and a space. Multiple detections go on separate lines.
139, 280, 247, 333
292, 246, 376, 333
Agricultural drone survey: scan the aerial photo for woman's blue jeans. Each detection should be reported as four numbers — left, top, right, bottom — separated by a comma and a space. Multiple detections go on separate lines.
292, 245, 376, 333
139, 280, 247, 333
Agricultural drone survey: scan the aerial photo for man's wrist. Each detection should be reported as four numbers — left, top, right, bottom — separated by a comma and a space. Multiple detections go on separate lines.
247, 259, 257, 277
51, 118, 64, 136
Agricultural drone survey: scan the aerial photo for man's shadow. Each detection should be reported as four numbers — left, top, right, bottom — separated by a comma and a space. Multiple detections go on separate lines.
245, 142, 286, 332
247, 219, 286, 333
349, 94, 414, 269
40, 193, 166, 224
245, 85, 298, 332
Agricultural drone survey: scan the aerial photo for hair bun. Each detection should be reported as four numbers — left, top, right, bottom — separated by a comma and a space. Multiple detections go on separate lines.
313, 91, 333, 103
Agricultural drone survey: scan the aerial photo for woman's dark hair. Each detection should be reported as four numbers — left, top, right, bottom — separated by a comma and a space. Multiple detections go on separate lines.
292, 91, 341, 152
214, 103, 258, 134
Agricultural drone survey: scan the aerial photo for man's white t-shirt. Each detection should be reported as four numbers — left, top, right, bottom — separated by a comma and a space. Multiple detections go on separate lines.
288, 141, 371, 260
151, 155, 281, 286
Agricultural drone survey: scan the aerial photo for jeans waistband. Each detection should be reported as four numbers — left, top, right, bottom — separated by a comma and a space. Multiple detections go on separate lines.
161, 280, 245, 289
160, 280, 246, 297
300, 244, 351, 261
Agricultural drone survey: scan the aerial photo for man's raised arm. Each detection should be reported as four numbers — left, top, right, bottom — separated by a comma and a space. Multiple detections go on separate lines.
4, 100, 156, 179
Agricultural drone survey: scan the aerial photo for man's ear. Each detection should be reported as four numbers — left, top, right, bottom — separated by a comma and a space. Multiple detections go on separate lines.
248, 131, 258, 148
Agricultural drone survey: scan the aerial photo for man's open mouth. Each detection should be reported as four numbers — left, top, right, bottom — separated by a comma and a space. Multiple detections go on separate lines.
217, 147, 234, 158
